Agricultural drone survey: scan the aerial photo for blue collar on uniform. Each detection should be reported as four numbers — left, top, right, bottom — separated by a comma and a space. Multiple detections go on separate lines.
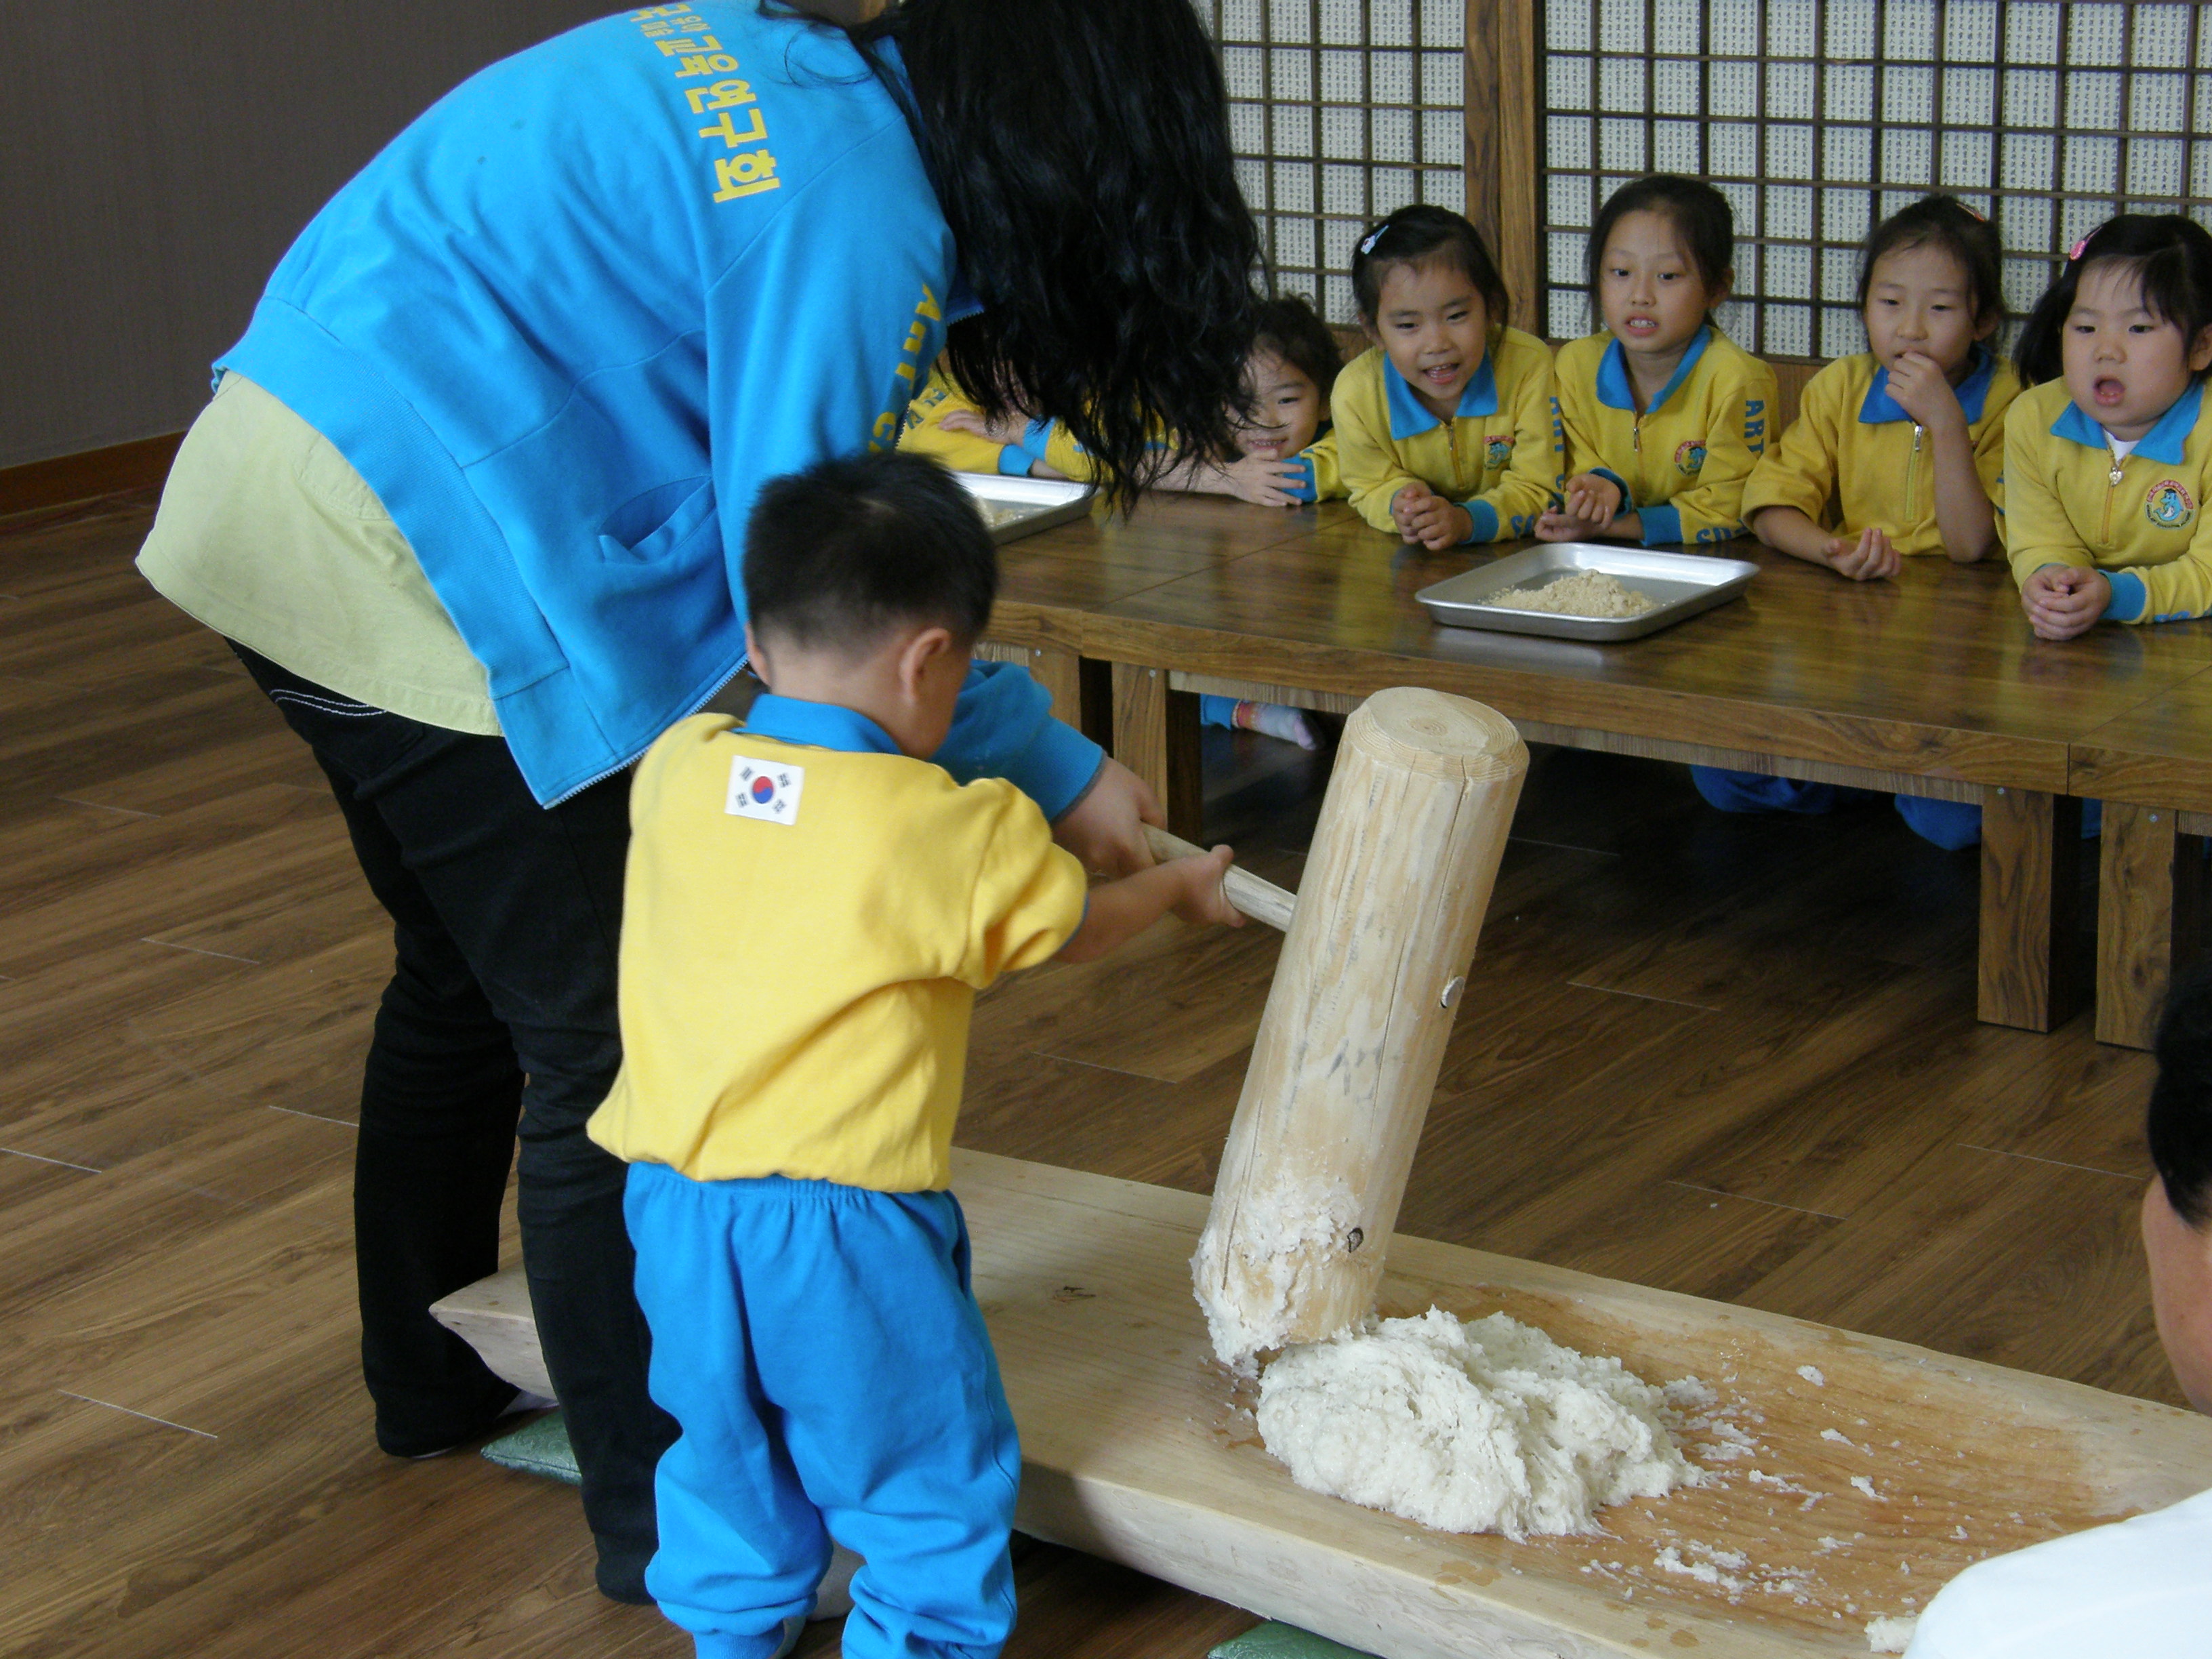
1596, 324, 1711, 414
2049, 377, 2206, 462
1860, 346, 1998, 425
1385, 349, 1500, 438
741, 693, 901, 756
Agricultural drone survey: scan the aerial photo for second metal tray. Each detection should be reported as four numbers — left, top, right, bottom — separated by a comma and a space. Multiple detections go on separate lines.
952, 472, 1097, 545
1415, 544, 1759, 642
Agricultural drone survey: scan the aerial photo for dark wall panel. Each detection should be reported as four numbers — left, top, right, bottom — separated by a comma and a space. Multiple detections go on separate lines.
0, 1, 615, 468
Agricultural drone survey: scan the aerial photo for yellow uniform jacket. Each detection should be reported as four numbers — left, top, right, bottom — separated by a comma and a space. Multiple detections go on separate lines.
2005, 377, 2212, 625
1334, 329, 1561, 541
1555, 325, 1778, 546
1742, 349, 2019, 558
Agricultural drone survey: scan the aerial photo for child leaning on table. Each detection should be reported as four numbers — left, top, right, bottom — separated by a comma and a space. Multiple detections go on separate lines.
1538, 174, 1777, 548
1334, 204, 1563, 550
2007, 214, 2212, 642
1692, 195, 2022, 851
586, 450, 1242, 1659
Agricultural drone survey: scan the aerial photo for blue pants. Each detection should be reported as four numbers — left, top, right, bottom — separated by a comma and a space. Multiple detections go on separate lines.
1689, 766, 2102, 851
626, 1164, 1021, 1659
1200, 693, 1235, 729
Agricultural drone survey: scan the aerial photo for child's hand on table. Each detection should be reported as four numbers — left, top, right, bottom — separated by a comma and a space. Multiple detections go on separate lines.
1390, 483, 1473, 551
941, 407, 1035, 447
2021, 566, 2110, 642
1213, 454, 1307, 507
1824, 526, 1901, 582
1534, 474, 1624, 542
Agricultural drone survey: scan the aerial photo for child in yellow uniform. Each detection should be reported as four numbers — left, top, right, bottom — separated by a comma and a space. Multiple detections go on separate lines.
899, 296, 1343, 509
1539, 175, 1776, 548
2008, 215, 2212, 640
1334, 205, 1561, 548
1699, 196, 2020, 848
591, 451, 1240, 1659
904, 297, 1344, 748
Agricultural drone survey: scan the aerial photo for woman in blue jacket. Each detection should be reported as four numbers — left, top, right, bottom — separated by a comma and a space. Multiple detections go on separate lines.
136, 0, 1257, 1604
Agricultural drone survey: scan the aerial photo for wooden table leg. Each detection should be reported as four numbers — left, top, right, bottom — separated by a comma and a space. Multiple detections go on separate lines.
1978, 787, 2083, 1032
2097, 802, 2204, 1049
1110, 662, 1203, 842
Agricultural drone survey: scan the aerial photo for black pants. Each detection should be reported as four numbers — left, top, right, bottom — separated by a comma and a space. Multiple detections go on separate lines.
234, 644, 675, 1602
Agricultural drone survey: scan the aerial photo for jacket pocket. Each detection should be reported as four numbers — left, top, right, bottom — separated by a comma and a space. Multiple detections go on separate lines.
597, 476, 716, 563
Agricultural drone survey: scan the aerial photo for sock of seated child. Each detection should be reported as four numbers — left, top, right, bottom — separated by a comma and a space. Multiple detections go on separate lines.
1233, 699, 1319, 750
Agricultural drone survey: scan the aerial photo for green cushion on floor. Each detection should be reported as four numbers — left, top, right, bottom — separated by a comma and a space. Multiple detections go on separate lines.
482, 1410, 580, 1486
1210, 1622, 1377, 1659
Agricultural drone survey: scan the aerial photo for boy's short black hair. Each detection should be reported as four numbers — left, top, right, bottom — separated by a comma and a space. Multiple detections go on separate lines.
1350, 204, 1512, 331
1253, 293, 1345, 401
1585, 174, 1736, 308
1856, 194, 2004, 327
2152, 962, 2212, 1231
743, 451, 997, 652
2014, 213, 2212, 388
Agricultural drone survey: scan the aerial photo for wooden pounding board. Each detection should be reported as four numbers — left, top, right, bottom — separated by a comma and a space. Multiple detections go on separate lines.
956, 1150, 2212, 1658
434, 1149, 2212, 1657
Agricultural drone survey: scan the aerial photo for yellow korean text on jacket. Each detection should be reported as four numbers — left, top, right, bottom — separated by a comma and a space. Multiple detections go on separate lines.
1742, 348, 2019, 558
1334, 329, 1562, 541
2004, 377, 2212, 624
1555, 324, 1778, 546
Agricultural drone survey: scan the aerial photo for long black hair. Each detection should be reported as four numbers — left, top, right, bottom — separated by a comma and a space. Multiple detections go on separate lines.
2015, 213, 2212, 388
824, 0, 1261, 509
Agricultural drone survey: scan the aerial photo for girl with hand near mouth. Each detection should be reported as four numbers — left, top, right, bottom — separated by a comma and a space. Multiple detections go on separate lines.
1740, 196, 2018, 582
1693, 197, 2022, 848
2007, 216, 2212, 642
1539, 176, 1776, 548
1333, 205, 1563, 552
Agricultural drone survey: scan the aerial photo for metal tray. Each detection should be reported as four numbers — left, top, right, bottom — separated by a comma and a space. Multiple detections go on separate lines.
952, 472, 1097, 545
1415, 544, 1759, 642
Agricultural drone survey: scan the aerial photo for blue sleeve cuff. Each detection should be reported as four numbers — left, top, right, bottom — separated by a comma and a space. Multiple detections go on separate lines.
1284, 456, 1318, 503
1593, 468, 1632, 516
935, 659, 1105, 821
2103, 569, 2149, 623
994, 445, 1036, 477
1460, 498, 1499, 543
1639, 502, 1683, 546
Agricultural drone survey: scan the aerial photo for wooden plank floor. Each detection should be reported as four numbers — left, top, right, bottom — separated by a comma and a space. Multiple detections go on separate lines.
0, 495, 2176, 1658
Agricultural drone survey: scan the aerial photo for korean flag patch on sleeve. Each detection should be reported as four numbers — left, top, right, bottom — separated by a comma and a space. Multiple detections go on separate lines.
726, 754, 805, 823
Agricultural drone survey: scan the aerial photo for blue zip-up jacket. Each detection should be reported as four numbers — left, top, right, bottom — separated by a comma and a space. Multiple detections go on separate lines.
218, 2, 1101, 811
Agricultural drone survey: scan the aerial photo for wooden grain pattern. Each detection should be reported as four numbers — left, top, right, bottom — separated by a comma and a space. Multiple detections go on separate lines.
434, 1147, 2212, 1659
1492, 0, 1542, 336
2096, 802, 2205, 1049
0, 434, 182, 519
1111, 662, 1203, 841
5, 491, 2202, 1658
1978, 787, 2083, 1032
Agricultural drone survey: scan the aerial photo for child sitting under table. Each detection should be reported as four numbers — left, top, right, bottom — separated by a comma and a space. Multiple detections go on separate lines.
588, 450, 1241, 1659
1538, 174, 1776, 548
1333, 204, 1563, 550
2007, 214, 2212, 641
903, 294, 1343, 750
1692, 195, 2022, 851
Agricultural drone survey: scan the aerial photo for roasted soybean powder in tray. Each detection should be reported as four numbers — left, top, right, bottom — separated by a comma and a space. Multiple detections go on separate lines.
1491, 570, 1656, 619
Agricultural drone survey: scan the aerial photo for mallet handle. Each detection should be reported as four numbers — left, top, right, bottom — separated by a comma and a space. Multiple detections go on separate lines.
1142, 825, 1296, 933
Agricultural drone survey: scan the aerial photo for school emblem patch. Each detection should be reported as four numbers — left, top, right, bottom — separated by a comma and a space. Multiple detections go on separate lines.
2146, 479, 2197, 530
1484, 434, 1513, 470
1674, 438, 1706, 476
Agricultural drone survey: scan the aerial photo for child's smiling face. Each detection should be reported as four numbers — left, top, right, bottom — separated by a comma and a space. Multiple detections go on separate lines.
1231, 349, 1326, 460
1863, 241, 1994, 382
1597, 209, 1720, 362
2063, 259, 2212, 442
1370, 256, 1489, 421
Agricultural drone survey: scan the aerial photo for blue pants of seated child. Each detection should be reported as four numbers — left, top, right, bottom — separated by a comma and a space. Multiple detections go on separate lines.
1689, 766, 2102, 852
625, 1162, 1020, 1659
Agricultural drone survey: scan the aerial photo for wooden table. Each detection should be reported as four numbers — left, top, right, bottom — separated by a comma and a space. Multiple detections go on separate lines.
981, 495, 2212, 1038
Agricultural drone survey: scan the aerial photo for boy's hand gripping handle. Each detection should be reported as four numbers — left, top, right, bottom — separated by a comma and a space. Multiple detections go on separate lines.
1141, 825, 1295, 933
